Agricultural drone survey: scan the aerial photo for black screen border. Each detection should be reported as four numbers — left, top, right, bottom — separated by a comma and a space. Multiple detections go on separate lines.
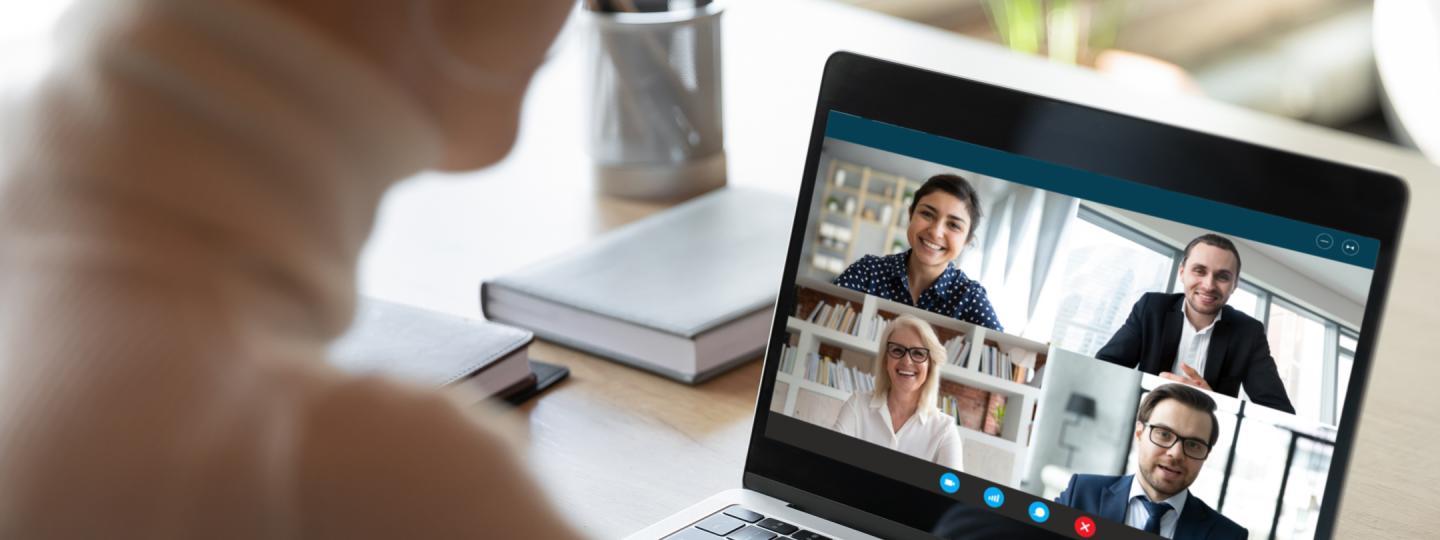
743, 51, 1408, 540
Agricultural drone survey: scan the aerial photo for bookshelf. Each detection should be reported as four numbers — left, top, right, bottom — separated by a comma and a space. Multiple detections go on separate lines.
810, 158, 923, 279
774, 277, 1050, 485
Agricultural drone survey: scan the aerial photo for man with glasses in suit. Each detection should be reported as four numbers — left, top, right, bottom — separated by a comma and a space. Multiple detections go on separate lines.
1056, 384, 1247, 539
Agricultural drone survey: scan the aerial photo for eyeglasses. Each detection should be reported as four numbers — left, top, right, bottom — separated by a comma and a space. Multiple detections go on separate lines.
885, 342, 931, 364
1146, 424, 1212, 460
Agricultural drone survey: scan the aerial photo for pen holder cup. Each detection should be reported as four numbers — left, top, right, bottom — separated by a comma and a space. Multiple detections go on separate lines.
585, 3, 725, 201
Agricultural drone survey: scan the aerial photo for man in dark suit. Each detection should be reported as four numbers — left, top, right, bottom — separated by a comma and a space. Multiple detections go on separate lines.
1096, 234, 1294, 414
1057, 384, 1247, 539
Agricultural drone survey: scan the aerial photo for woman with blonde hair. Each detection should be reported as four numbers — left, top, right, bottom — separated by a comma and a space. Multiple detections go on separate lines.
832, 314, 964, 470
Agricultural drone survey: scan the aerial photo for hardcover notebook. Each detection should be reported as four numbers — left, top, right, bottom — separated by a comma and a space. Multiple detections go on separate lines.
329, 297, 564, 404
480, 187, 791, 384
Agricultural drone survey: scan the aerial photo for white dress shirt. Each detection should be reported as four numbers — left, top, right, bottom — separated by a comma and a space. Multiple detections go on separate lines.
832, 392, 964, 471
1174, 300, 1223, 378
1125, 475, 1188, 538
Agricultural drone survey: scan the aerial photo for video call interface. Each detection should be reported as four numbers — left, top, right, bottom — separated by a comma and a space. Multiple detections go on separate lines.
764, 112, 1378, 539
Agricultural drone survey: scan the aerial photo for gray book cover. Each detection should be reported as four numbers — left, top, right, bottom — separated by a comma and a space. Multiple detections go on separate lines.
329, 298, 535, 396
488, 187, 791, 337
481, 187, 792, 381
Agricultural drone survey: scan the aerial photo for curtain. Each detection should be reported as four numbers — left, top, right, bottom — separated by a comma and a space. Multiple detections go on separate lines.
959, 178, 1079, 336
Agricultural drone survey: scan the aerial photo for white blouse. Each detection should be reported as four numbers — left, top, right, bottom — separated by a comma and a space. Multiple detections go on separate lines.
832, 392, 964, 471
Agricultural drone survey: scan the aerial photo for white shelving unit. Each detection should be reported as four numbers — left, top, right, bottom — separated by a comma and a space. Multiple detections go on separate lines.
810, 158, 922, 278
773, 277, 1050, 486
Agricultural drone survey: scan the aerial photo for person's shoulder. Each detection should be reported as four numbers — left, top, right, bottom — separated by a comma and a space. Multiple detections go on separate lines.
297, 374, 520, 471
1184, 494, 1248, 538
1221, 303, 1265, 333
852, 253, 895, 267
1138, 291, 1182, 307
862, 252, 910, 273
925, 407, 962, 434
840, 390, 871, 411
952, 268, 986, 292
1128, 292, 1182, 316
1212, 512, 1249, 539
1058, 474, 1120, 508
292, 375, 559, 536
1068, 473, 1123, 491
834, 254, 894, 287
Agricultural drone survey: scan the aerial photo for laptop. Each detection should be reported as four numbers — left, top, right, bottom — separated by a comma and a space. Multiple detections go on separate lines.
626, 52, 1407, 540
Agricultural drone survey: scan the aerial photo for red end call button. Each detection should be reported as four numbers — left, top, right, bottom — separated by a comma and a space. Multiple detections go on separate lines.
1074, 516, 1097, 538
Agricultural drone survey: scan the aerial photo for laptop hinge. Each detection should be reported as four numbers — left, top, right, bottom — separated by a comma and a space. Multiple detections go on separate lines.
743, 473, 932, 540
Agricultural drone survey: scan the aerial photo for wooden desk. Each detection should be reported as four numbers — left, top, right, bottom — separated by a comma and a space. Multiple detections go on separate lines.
359, 0, 1440, 537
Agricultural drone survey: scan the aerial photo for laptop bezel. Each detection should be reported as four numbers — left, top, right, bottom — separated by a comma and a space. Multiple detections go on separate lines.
742, 51, 1408, 539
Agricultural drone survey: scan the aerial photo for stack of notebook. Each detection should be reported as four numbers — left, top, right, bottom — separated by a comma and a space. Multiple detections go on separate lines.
328, 297, 567, 405
480, 187, 793, 383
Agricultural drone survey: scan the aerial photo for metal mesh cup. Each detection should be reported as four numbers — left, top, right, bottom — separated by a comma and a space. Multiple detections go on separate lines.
585, 0, 726, 200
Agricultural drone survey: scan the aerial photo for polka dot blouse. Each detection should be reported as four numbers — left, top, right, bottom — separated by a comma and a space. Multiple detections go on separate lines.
832, 250, 1004, 332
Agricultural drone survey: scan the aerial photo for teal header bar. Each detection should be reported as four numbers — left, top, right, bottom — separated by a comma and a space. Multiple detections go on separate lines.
825, 111, 1379, 270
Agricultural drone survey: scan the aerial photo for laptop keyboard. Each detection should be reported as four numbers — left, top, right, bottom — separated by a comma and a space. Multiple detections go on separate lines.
664, 505, 835, 540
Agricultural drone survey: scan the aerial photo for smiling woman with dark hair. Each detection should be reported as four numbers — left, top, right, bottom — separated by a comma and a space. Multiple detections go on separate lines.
833, 174, 1003, 331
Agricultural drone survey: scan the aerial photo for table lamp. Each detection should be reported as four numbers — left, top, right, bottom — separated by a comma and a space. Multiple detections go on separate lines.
1059, 393, 1097, 468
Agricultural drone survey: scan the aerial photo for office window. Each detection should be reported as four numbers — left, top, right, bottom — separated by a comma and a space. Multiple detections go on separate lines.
1266, 299, 1329, 421
1335, 331, 1357, 422
1274, 436, 1333, 540
1046, 208, 1177, 356
1225, 282, 1265, 320
1218, 419, 1290, 539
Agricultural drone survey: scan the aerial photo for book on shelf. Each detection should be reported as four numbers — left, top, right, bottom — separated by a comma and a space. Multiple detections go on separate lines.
973, 343, 1039, 386
801, 299, 872, 337
941, 381, 989, 432
939, 380, 1009, 438
776, 344, 799, 375
943, 335, 970, 366
1009, 349, 1040, 384
480, 187, 786, 384
939, 394, 960, 420
828, 304, 842, 329
857, 314, 891, 341
802, 353, 875, 394
804, 302, 823, 323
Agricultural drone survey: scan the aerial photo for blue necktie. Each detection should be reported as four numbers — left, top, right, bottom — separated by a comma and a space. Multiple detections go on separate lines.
1136, 496, 1172, 534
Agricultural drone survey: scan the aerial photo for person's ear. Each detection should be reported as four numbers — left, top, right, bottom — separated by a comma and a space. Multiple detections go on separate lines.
1134, 421, 1145, 442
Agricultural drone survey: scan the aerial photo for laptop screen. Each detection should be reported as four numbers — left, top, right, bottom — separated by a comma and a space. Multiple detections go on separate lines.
758, 106, 1386, 540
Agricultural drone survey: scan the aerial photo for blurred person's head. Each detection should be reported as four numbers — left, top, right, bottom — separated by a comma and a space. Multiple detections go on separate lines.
1178, 234, 1241, 319
906, 174, 981, 269
872, 315, 944, 411
1133, 384, 1220, 500
261, 0, 573, 170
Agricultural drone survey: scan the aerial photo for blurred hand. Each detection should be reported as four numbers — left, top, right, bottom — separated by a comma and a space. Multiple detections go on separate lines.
1160, 363, 1212, 391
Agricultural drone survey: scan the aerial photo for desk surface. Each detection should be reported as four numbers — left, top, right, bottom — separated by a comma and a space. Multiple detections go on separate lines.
360, 1, 1440, 538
